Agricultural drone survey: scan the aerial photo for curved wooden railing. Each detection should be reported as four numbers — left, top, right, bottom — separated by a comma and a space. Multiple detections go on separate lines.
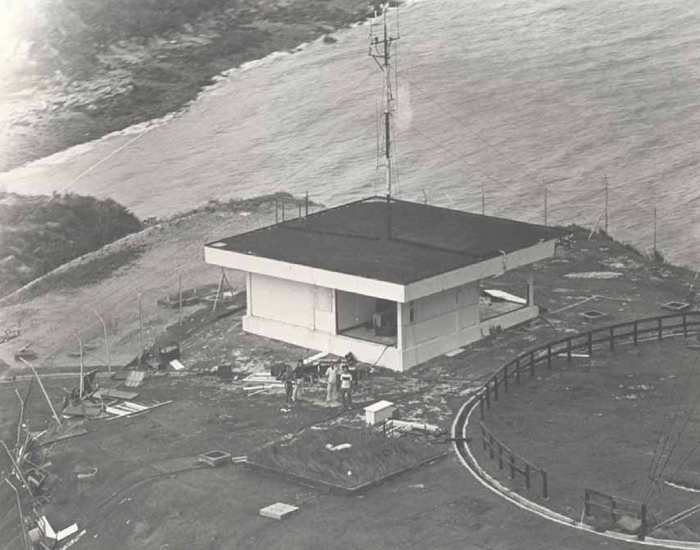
476, 311, 700, 418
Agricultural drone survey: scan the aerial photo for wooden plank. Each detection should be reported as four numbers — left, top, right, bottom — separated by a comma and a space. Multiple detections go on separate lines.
105, 406, 131, 417
94, 389, 139, 400
121, 401, 148, 411
105, 400, 174, 421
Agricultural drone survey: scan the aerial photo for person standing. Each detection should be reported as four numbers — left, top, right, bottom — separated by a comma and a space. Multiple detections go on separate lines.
326, 363, 339, 403
293, 360, 305, 402
282, 364, 295, 407
339, 365, 353, 409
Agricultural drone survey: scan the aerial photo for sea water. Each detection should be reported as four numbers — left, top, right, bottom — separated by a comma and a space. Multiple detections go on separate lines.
1, 0, 699, 267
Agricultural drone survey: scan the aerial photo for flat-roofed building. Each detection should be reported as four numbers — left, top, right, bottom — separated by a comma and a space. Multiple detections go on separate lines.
204, 196, 563, 372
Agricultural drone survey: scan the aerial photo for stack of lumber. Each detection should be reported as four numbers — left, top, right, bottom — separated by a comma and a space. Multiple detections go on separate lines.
242, 372, 284, 396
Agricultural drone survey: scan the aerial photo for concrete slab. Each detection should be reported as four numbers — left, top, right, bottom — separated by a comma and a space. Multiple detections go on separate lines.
259, 502, 299, 520
198, 450, 232, 467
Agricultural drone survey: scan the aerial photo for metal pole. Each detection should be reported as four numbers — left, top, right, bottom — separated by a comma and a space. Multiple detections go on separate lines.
653, 208, 657, 256
138, 292, 144, 364
93, 310, 110, 378
604, 174, 609, 233
75, 334, 84, 399
4, 477, 30, 550
14, 389, 24, 450
18, 358, 61, 425
1, 441, 32, 497
481, 183, 485, 215
543, 178, 548, 226
178, 271, 183, 327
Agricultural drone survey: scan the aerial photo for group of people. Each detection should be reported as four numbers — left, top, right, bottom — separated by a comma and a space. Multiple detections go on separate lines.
280, 361, 354, 409
325, 362, 354, 409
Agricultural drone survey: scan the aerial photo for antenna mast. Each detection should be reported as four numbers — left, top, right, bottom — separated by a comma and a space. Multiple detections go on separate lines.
369, 3, 399, 198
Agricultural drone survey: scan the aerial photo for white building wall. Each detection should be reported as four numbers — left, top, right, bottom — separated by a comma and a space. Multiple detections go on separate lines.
244, 273, 540, 372
402, 282, 479, 348
249, 273, 335, 333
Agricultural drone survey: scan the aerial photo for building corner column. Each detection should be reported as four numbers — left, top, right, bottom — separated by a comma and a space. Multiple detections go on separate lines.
527, 271, 535, 306
396, 302, 404, 350
246, 272, 253, 316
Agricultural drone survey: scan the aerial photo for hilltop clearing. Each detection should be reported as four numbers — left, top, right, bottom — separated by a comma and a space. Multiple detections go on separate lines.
0, 193, 308, 372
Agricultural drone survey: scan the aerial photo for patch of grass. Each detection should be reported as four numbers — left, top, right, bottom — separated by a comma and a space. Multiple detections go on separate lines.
2, 244, 146, 306
0, 192, 142, 298
250, 426, 443, 488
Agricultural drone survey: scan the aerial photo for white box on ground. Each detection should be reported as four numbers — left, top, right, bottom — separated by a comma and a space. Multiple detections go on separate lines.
170, 359, 185, 371
364, 400, 395, 425
259, 502, 299, 520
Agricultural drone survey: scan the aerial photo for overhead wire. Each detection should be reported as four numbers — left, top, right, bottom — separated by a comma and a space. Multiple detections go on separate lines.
23, 68, 379, 366
396, 72, 593, 224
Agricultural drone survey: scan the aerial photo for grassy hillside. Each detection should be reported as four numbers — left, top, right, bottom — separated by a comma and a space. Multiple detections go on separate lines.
0, 192, 142, 297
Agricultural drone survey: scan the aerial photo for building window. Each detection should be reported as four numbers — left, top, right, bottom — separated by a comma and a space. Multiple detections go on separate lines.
409, 301, 416, 324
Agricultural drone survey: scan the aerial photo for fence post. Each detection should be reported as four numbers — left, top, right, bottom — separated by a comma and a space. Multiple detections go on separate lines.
610, 495, 616, 522
588, 332, 593, 356
567, 338, 572, 363
509, 454, 516, 479
547, 344, 552, 370
542, 470, 549, 499
504, 365, 509, 394
658, 317, 663, 341
489, 435, 495, 460
481, 424, 487, 451
584, 489, 590, 516
525, 463, 531, 490
485, 385, 491, 410
479, 394, 485, 419
498, 443, 504, 470
609, 327, 615, 352
529, 352, 535, 377
515, 357, 521, 384
633, 321, 638, 346
683, 313, 688, 338
493, 375, 499, 401
639, 503, 647, 541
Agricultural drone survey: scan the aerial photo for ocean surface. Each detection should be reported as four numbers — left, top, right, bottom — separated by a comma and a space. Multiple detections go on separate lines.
1, 0, 699, 268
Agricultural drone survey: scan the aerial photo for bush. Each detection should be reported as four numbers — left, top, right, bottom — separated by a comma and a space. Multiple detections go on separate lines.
0, 192, 142, 298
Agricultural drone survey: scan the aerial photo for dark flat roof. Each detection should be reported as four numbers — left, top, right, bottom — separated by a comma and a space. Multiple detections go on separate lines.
207, 197, 565, 285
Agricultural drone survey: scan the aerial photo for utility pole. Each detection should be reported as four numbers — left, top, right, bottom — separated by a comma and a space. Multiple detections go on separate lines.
543, 178, 548, 227
604, 174, 609, 234
93, 310, 110, 378
369, 3, 400, 199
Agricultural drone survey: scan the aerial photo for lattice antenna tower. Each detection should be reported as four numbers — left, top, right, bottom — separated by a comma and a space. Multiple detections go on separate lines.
369, 3, 400, 198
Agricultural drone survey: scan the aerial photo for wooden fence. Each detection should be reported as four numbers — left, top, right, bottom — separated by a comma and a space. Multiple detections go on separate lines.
584, 487, 648, 541
480, 422, 549, 499
477, 311, 700, 419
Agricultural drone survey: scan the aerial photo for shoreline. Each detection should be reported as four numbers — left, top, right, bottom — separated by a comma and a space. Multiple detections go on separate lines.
1, 0, 372, 173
